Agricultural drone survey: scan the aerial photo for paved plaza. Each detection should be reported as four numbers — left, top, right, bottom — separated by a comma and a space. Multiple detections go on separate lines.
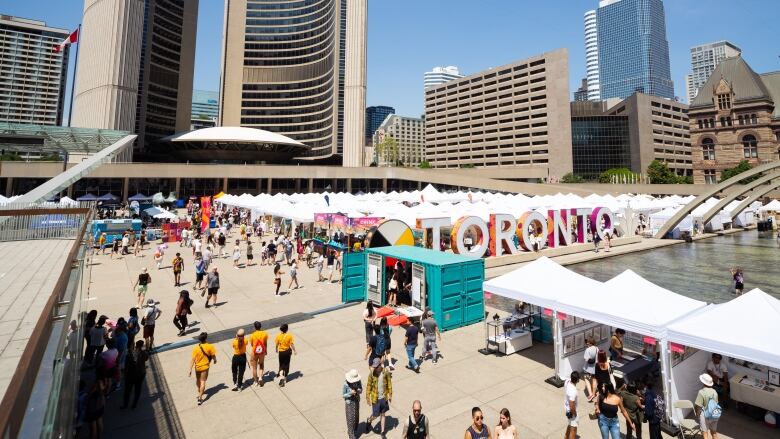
83, 234, 771, 439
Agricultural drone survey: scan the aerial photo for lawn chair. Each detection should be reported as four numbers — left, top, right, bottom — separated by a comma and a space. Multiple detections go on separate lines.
673, 400, 702, 438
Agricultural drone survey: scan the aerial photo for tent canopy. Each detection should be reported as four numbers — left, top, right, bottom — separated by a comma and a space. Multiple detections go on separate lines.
483, 257, 602, 311
97, 193, 120, 202
76, 193, 98, 201
666, 289, 780, 369
128, 193, 151, 201
758, 199, 780, 212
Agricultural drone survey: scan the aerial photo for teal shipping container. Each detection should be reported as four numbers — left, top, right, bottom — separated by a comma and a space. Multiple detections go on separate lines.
342, 245, 485, 332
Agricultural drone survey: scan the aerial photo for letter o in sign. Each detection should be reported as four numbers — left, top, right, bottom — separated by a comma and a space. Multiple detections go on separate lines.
590, 207, 615, 240
450, 216, 489, 257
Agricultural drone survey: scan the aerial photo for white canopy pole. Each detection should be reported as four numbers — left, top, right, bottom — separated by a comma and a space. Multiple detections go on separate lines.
659, 337, 674, 425
545, 310, 566, 387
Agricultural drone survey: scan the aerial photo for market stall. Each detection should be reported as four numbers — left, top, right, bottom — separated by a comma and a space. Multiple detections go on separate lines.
666, 289, 780, 424
342, 245, 484, 331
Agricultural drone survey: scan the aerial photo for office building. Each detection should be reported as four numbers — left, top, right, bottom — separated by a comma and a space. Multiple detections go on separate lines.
71, 0, 198, 154
685, 41, 741, 103
365, 105, 394, 145
571, 102, 630, 179
424, 49, 573, 179
220, 0, 367, 166
373, 114, 424, 166
0, 16, 70, 126
584, 9, 600, 101
690, 56, 780, 184
423, 66, 463, 90
574, 78, 589, 102
570, 93, 691, 179
597, 0, 674, 100
191, 89, 218, 129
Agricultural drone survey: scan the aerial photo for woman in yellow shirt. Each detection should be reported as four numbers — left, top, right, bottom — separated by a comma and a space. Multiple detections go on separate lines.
231, 328, 248, 391
189, 332, 217, 405
275, 323, 296, 387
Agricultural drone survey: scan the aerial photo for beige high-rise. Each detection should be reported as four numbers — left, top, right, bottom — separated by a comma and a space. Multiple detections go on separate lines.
72, 0, 197, 152
220, 0, 367, 166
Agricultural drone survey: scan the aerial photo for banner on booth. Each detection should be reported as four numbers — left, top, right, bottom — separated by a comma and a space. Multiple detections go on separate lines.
349, 217, 383, 234
200, 197, 211, 234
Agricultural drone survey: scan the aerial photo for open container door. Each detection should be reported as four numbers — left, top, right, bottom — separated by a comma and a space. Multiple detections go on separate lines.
411, 263, 426, 310
367, 252, 383, 305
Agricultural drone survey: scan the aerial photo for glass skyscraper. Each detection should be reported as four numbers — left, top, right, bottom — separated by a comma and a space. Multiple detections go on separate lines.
365, 106, 394, 145
597, 0, 674, 100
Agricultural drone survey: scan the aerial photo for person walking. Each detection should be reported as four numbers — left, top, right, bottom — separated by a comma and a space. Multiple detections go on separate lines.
205, 267, 220, 308
402, 400, 430, 439
189, 332, 217, 405
403, 320, 420, 373
287, 260, 300, 290
591, 228, 601, 253
231, 329, 248, 391
121, 233, 130, 255
127, 308, 140, 348
249, 321, 268, 387
133, 268, 151, 309
730, 268, 744, 296
133, 236, 141, 257
343, 369, 363, 439
217, 232, 227, 258
232, 239, 241, 269
326, 250, 336, 282
172, 253, 184, 287
595, 383, 634, 439
246, 240, 254, 266
620, 382, 644, 439
583, 337, 599, 401
194, 254, 206, 291
173, 290, 193, 336
493, 408, 517, 439
120, 340, 149, 410
643, 380, 665, 439
275, 324, 296, 386
85, 315, 108, 366
111, 235, 120, 259
365, 357, 392, 436
465, 406, 490, 439
273, 263, 284, 296
98, 233, 107, 255
695, 374, 721, 439
363, 302, 376, 345
564, 372, 580, 439
141, 299, 161, 349
421, 310, 442, 364
202, 245, 212, 270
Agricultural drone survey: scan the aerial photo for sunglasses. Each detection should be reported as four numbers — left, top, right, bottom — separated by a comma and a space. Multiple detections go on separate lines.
474, 416, 483, 420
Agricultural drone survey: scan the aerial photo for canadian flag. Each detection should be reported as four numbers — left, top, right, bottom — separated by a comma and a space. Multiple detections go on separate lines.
53, 28, 79, 53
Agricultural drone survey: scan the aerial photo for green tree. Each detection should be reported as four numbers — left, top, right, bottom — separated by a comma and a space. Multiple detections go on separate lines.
719, 160, 756, 183
561, 172, 584, 183
598, 168, 635, 184
459, 163, 475, 169
375, 136, 399, 166
647, 160, 690, 184
418, 160, 432, 169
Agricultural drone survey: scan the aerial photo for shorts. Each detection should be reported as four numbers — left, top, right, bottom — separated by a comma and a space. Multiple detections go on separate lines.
208, 287, 219, 296
85, 408, 104, 423
372, 398, 390, 417
143, 325, 155, 338
566, 413, 579, 427
247, 254, 253, 260
195, 369, 209, 381
735, 282, 744, 290
196, 273, 204, 282
173, 270, 181, 275
699, 412, 718, 432
250, 354, 265, 369
138, 285, 148, 295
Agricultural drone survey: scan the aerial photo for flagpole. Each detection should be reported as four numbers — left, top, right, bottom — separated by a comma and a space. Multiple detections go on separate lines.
67, 25, 81, 127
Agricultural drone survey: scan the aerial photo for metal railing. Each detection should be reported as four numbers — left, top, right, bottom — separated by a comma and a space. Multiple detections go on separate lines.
0, 208, 90, 242
0, 209, 92, 438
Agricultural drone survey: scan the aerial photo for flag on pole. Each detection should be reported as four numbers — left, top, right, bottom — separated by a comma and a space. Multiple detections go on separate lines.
53, 28, 79, 53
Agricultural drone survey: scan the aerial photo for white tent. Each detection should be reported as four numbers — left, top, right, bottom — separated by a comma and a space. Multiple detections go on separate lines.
758, 199, 780, 212
666, 289, 780, 369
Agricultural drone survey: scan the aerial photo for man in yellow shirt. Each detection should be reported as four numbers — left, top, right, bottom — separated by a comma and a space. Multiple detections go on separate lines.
249, 321, 268, 387
189, 332, 217, 405
275, 323, 296, 387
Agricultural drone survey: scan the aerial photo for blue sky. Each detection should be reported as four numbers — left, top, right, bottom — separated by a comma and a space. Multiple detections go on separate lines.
7, 0, 780, 118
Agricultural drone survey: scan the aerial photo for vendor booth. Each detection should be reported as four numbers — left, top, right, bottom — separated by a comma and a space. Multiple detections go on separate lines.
666, 289, 780, 424
342, 245, 484, 331
91, 219, 142, 243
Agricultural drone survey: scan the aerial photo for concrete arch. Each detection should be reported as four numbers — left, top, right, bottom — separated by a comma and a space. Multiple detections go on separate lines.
654, 160, 780, 238
729, 179, 780, 220
698, 172, 780, 226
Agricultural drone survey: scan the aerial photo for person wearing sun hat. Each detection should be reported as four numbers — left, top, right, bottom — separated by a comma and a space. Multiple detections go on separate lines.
342, 369, 363, 439
695, 373, 720, 439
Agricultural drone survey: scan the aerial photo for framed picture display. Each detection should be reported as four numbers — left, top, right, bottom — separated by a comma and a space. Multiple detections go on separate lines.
564, 336, 574, 355
565, 314, 575, 329
584, 328, 593, 342
601, 325, 610, 341
574, 333, 585, 351
574, 316, 584, 326
769, 370, 780, 387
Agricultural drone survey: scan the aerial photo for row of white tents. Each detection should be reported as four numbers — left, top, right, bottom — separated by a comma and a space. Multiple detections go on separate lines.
484, 257, 780, 425
0, 195, 79, 207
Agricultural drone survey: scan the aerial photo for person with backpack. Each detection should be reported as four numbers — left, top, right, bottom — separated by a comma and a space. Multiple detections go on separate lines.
643, 380, 664, 439
189, 332, 217, 405
173, 290, 193, 336
695, 374, 721, 439
364, 324, 386, 370
249, 321, 268, 387
172, 253, 184, 287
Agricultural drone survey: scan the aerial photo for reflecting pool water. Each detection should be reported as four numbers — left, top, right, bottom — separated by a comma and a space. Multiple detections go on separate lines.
568, 230, 780, 304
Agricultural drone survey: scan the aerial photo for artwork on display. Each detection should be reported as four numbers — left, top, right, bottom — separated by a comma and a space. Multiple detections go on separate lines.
601, 325, 610, 341
574, 333, 585, 351
584, 328, 593, 342
564, 336, 574, 355
575, 316, 583, 325
564, 315, 574, 329
769, 370, 780, 387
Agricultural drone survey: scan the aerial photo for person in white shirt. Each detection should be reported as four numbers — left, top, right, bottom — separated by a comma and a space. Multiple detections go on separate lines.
564, 371, 580, 439
706, 353, 730, 406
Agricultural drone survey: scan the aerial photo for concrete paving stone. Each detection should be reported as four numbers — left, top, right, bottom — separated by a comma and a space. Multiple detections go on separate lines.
420, 395, 483, 429
249, 380, 302, 420
390, 374, 465, 414
484, 382, 568, 438
280, 368, 344, 413
471, 375, 533, 404
0, 319, 20, 336
427, 356, 516, 396
277, 413, 324, 439
300, 401, 357, 439
230, 422, 289, 439
286, 347, 338, 377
